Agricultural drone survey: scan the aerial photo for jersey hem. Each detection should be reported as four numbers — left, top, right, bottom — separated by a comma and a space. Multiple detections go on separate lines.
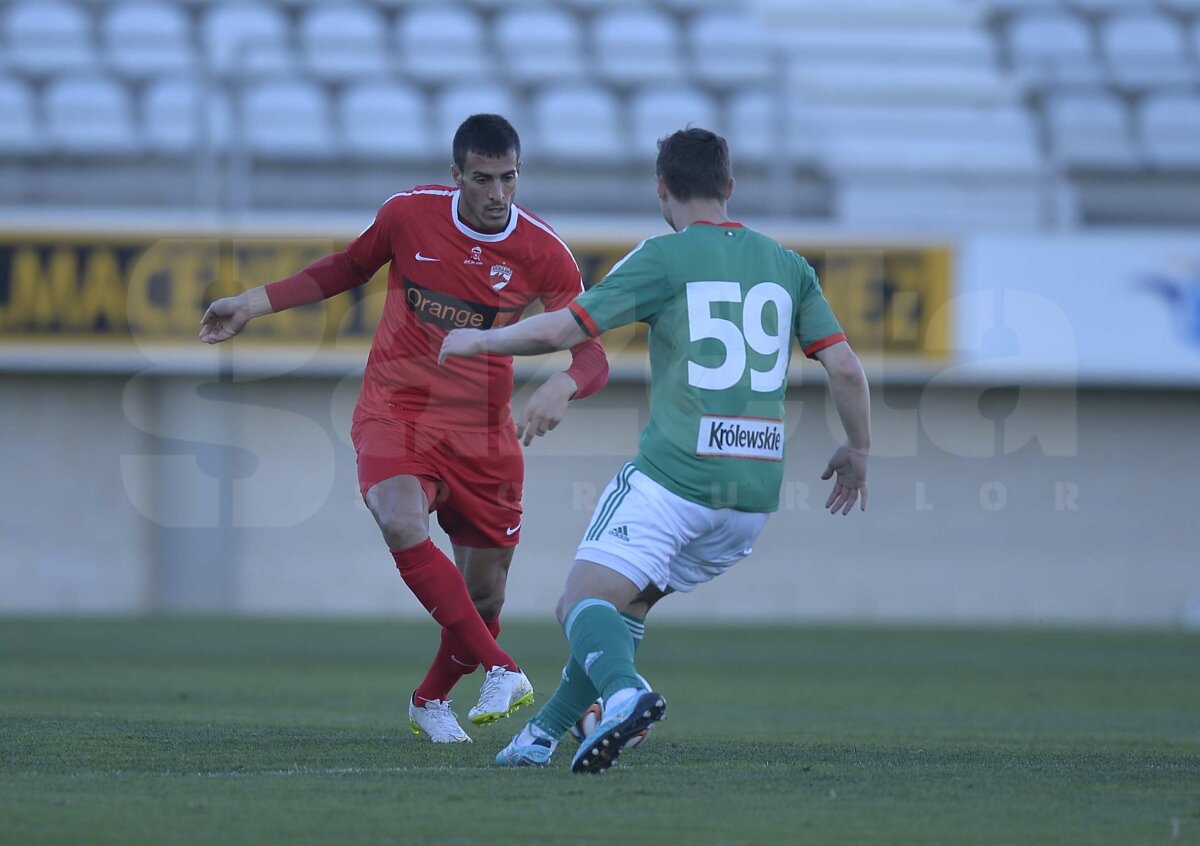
631, 455, 778, 514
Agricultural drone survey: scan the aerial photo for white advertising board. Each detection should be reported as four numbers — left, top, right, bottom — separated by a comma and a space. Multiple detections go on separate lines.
957, 234, 1200, 385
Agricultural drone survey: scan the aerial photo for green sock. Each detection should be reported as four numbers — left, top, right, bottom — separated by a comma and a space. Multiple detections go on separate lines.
562, 599, 642, 701
532, 612, 644, 739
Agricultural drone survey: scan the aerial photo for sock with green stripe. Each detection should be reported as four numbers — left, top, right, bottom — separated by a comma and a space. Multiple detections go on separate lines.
561, 599, 642, 703
532, 612, 644, 739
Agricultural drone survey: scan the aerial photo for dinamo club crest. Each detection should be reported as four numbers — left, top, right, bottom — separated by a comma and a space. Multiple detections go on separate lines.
490, 263, 513, 291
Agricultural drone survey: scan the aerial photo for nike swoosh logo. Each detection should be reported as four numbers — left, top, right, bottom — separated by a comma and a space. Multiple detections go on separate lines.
415, 252, 440, 262
505, 522, 522, 536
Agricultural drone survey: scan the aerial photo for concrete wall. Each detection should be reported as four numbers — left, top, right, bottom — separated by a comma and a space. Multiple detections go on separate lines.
2, 372, 1197, 626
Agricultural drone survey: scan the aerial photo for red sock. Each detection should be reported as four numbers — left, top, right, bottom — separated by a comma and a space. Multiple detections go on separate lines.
414, 617, 501, 705
391, 540, 516, 676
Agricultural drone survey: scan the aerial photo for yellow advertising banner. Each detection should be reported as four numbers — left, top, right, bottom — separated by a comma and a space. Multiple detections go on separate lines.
0, 235, 951, 358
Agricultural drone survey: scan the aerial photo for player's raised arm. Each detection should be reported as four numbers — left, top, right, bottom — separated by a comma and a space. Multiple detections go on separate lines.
199, 196, 399, 344
198, 251, 374, 344
438, 308, 588, 363
814, 341, 871, 515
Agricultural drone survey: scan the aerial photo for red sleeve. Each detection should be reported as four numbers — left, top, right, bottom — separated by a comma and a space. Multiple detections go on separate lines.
564, 336, 609, 400
264, 250, 373, 311
346, 194, 404, 274
539, 240, 585, 312
264, 195, 405, 311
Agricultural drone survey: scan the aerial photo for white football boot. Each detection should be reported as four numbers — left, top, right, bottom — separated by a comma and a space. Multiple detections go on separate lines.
495, 723, 558, 768
408, 697, 472, 743
468, 666, 534, 725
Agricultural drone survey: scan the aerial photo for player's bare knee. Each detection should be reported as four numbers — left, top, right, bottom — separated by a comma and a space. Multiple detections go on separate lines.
374, 510, 428, 551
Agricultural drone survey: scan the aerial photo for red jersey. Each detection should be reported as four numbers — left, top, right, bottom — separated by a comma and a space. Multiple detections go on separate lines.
346, 186, 584, 431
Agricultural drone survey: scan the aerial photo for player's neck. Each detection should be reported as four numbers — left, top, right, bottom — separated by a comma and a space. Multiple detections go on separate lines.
669, 200, 731, 232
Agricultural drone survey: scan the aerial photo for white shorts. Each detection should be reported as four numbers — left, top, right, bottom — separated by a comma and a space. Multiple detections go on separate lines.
575, 463, 771, 593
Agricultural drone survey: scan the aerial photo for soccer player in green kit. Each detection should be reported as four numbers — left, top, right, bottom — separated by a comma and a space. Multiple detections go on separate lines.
439, 128, 871, 773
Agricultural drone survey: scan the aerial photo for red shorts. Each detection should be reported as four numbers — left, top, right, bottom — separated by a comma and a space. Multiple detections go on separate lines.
350, 414, 524, 548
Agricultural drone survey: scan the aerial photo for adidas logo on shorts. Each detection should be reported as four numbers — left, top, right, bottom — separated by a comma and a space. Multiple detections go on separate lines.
608, 525, 630, 542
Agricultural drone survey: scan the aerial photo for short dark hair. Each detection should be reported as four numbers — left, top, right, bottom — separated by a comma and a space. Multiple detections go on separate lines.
655, 128, 732, 202
453, 114, 521, 170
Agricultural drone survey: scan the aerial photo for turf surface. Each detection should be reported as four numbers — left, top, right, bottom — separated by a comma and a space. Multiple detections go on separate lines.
1, 618, 1197, 845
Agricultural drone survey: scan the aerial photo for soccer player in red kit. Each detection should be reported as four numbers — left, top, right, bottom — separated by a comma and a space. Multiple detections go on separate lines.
199, 114, 610, 744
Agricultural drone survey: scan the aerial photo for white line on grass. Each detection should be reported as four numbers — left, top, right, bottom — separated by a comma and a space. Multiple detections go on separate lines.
61, 765, 466, 780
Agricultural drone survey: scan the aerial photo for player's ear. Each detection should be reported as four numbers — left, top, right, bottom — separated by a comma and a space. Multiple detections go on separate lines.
724, 177, 735, 200
451, 164, 463, 187
656, 175, 668, 202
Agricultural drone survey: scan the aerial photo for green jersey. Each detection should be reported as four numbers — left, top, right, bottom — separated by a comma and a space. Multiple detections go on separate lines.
568, 222, 845, 512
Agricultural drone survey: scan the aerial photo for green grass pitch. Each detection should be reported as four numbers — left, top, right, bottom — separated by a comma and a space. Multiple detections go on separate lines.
1, 618, 1197, 846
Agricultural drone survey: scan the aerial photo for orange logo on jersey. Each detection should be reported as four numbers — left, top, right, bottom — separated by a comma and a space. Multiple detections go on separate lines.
404, 278, 497, 330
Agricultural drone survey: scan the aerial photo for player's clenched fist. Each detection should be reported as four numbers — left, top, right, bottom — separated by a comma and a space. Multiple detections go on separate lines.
439, 328, 485, 364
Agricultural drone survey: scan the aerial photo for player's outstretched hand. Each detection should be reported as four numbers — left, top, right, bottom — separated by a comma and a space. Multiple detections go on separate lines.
516, 372, 577, 446
439, 329, 485, 364
821, 444, 869, 515
199, 295, 252, 344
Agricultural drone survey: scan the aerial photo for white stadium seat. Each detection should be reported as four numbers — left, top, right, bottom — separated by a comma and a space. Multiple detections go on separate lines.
834, 178, 1044, 231
203, 4, 292, 76
1045, 93, 1138, 167
592, 9, 685, 86
558, 0, 644, 10
433, 82, 522, 148
1069, 0, 1148, 11
240, 80, 335, 159
726, 89, 782, 166
804, 104, 1040, 174
766, 0, 980, 27
0, 75, 40, 154
496, 8, 587, 85
300, 5, 390, 81
688, 11, 774, 88
1008, 13, 1099, 83
783, 25, 994, 64
985, 0, 1063, 9
104, 2, 194, 78
340, 81, 430, 160
396, 7, 487, 83
658, 0, 728, 12
46, 76, 139, 155
788, 59, 1018, 105
531, 84, 624, 163
628, 85, 720, 161
3, 1, 96, 76
1139, 94, 1200, 168
143, 77, 231, 155
1101, 13, 1192, 86
464, 0, 553, 10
